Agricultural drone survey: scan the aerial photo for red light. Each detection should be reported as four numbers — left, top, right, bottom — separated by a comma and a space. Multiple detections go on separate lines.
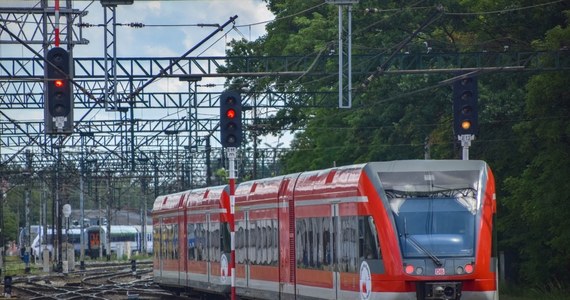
226, 108, 236, 119
405, 265, 415, 274
464, 264, 474, 274
54, 79, 64, 88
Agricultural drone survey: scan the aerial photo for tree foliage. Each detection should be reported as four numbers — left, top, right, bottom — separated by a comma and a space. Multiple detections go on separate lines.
224, 0, 570, 287
501, 14, 570, 284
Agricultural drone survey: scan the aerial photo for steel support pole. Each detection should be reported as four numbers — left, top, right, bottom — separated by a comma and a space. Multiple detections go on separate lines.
227, 147, 237, 300
103, 6, 118, 111
79, 146, 85, 269
459, 134, 474, 160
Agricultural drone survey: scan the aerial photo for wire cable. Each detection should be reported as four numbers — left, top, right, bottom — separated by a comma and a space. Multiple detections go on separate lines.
445, 0, 566, 16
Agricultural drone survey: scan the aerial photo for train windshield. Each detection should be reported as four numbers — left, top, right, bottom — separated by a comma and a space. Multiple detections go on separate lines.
379, 170, 480, 258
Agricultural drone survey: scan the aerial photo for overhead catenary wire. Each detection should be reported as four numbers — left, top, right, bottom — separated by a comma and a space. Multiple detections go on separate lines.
444, 0, 566, 16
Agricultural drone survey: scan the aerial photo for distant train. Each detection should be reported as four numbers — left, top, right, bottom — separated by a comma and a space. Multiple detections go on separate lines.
30, 225, 153, 259
152, 160, 498, 300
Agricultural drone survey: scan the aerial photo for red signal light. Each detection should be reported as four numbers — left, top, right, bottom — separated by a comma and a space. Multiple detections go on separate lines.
54, 79, 64, 88
226, 108, 236, 119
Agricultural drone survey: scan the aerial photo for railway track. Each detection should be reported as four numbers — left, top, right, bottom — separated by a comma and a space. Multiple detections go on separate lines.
5, 260, 182, 300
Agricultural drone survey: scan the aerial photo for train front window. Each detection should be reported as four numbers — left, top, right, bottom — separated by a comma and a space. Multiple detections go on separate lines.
389, 189, 477, 259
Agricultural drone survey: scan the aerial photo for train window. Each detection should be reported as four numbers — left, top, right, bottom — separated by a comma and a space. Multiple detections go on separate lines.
161, 224, 167, 259
154, 225, 160, 259
248, 221, 255, 264
340, 216, 358, 273
272, 220, 279, 265
296, 218, 305, 267
308, 219, 314, 268
165, 225, 171, 259
262, 225, 268, 265
169, 225, 174, 259
197, 223, 207, 261
323, 217, 332, 266
211, 222, 221, 262
241, 218, 278, 266
188, 223, 196, 260
236, 221, 246, 264
255, 222, 262, 265
392, 197, 476, 258
359, 216, 381, 260
173, 224, 179, 260
221, 222, 230, 254
295, 217, 333, 270
255, 221, 263, 265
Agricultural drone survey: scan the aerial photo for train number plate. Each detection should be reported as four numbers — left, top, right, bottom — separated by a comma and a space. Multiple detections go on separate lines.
435, 268, 446, 275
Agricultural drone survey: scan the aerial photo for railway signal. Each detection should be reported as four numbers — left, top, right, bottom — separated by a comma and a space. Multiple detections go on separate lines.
219, 90, 242, 148
453, 75, 478, 160
452, 75, 479, 136
45, 47, 73, 134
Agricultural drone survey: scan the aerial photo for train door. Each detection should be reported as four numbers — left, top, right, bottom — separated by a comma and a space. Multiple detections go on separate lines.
332, 203, 341, 299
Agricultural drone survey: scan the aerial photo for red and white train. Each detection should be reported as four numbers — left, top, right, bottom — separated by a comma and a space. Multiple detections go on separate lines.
152, 160, 498, 300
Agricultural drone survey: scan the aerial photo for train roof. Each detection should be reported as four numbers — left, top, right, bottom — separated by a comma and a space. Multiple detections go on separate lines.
152, 160, 490, 212
366, 159, 487, 172
184, 185, 227, 209
152, 185, 228, 213
152, 190, 186, 212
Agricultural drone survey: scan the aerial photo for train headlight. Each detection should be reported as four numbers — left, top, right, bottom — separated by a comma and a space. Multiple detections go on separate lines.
464, 264, 474, 274
456, 266, 464, 274
404, 264, 424, 275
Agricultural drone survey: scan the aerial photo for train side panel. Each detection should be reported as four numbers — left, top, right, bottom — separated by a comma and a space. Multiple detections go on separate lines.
234, 177, 284, 299
152, 192, 185, 287
181, 186, 231, 295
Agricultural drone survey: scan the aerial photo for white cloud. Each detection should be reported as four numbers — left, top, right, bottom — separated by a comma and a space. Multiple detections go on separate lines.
1, 1, 291, 151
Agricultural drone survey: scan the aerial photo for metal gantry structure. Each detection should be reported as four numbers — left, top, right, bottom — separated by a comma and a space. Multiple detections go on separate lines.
1, 2, 569, 274
2, 3, 570, 201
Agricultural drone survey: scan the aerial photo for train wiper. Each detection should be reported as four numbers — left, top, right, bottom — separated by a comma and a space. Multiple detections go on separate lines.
406, 233, 442, 267
403, 218, 442, 267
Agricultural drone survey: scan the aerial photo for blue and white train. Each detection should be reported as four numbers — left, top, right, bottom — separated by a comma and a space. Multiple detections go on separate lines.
28, 224, 153, 259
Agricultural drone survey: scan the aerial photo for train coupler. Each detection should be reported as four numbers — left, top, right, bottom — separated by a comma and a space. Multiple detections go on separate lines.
418, 281, 462, 300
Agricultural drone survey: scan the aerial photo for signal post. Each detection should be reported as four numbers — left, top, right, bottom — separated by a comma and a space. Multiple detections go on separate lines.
452, 75, 479, 160
219, 90, 242, 300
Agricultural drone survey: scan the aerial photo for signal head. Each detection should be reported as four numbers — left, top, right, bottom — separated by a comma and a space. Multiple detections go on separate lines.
452, 75, 478, 136
219, 90, 242, 148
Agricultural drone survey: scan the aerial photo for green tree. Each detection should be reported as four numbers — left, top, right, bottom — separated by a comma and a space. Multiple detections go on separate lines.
501, 14, 570, 284
224, 0, 570, 286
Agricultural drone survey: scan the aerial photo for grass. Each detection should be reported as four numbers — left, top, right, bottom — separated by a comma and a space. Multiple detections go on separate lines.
1, 253, 152, 277
2, 255, 40, 276
501, 280, 570, 300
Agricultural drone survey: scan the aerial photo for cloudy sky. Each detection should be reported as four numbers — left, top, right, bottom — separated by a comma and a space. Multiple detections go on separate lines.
1, 1, 290, 150
79, 0, 272, 57
3, 0, 273, 57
